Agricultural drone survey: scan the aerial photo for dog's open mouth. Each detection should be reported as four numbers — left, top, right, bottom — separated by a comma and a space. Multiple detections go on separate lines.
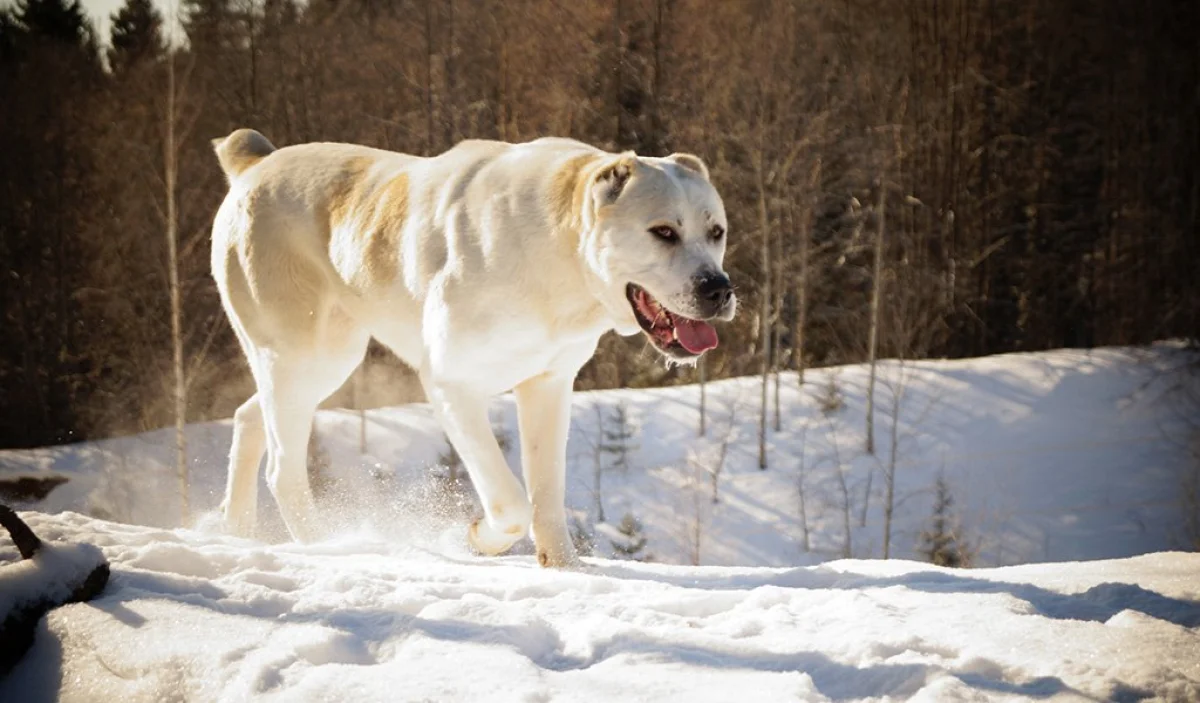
626, 283, 718, 357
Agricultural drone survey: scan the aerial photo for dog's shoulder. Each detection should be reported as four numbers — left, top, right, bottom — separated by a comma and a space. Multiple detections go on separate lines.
525, 136, 600, 152
439, 137, 607, 167
435, 138, 609, 236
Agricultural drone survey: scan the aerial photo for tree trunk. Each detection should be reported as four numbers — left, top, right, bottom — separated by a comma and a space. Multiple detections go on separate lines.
827, 417, 852, 559
165, 49, 188, 524
649, 0, 668, 150
865, 175, 886, 455
859, 467, 873, 528
443, 0, 456, 147
771, 225, 784, 432
794, 158, 818, 390
796, 424, 810, 552
883, 374, 901, 559
755, 156, 771, 470
495, 6, 509, 140
425, 1, 436, 153
594, 462, 605, 523
612, 0, 624, 146
690, 475, 702, 566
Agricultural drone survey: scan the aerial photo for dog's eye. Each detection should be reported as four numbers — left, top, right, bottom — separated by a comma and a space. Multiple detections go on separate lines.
649, 225, 679, 243
709, 225, 725, 242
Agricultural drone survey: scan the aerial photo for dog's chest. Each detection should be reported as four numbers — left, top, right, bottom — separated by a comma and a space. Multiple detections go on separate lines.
433, 304, 603, 392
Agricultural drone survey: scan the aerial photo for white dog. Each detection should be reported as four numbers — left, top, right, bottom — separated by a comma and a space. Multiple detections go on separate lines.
210, 129, 735, 567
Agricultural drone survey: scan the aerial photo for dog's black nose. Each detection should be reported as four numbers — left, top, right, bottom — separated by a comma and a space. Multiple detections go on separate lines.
696, 272, 734, 310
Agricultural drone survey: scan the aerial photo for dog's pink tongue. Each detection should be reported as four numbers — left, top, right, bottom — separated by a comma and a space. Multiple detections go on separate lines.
675, 318, 718, 354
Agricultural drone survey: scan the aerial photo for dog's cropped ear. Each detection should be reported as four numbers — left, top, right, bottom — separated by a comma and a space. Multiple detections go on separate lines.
666, 153, 710, 181
592, 153, 638, 205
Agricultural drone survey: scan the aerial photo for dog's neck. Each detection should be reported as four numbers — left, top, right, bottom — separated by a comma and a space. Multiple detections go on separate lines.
540, 153, 626, 338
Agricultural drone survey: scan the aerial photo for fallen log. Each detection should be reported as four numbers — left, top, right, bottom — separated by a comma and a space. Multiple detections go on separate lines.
0, 505, 110, 675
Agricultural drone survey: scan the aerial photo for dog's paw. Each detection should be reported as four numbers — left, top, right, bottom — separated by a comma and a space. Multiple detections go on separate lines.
219, 505, 257, 539
530, 522, 579, 569
536, 548, 584, 570
467, 517, 525, 556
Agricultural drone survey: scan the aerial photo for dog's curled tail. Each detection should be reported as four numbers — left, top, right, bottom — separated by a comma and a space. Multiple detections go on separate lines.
212, 128, 276, 180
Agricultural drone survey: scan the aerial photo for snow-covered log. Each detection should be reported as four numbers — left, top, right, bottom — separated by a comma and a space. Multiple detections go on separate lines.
0, 505, 109, 674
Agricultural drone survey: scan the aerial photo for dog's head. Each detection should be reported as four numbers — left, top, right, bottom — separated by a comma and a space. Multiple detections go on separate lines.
578, 152, 735, 362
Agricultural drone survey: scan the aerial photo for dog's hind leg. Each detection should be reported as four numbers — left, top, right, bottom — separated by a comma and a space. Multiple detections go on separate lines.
256, 344, 365, 542
423, 378, 533, 555
222, 393, 266, 536
258, 369, 322, 542
219, 300, 270, 537
261, 303, 369, 542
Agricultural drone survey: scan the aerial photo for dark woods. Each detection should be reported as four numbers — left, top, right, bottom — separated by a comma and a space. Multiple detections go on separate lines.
1, 0, 1197, 448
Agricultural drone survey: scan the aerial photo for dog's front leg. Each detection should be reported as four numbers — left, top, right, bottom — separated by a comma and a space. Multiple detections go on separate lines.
515, 372, 579, 568
423, 378, 533, 555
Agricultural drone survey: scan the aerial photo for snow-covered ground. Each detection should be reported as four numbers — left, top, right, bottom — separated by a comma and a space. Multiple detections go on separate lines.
2, 346, 1198, 700
2, 510, 1198, 702
1, 345, 1194, 567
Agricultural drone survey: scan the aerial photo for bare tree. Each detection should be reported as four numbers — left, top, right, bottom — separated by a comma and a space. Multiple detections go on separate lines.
858, 465, 874, 529
751, 140, 806, 469
822, 413, 853, 559
792, 157, 822, 390
590, 401, 606, 523
881, 363, 902, 558
795, 419, 812, 552
877, 197, 951, 556
689, 387, 743, 504
771, 215, 784, 433
424, 0, 437, 153
874, 357, 941, 559
678, 459, 707, 566
864, 173, 886, 456
163, 43, 188, 522
754, 149, 772, 470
